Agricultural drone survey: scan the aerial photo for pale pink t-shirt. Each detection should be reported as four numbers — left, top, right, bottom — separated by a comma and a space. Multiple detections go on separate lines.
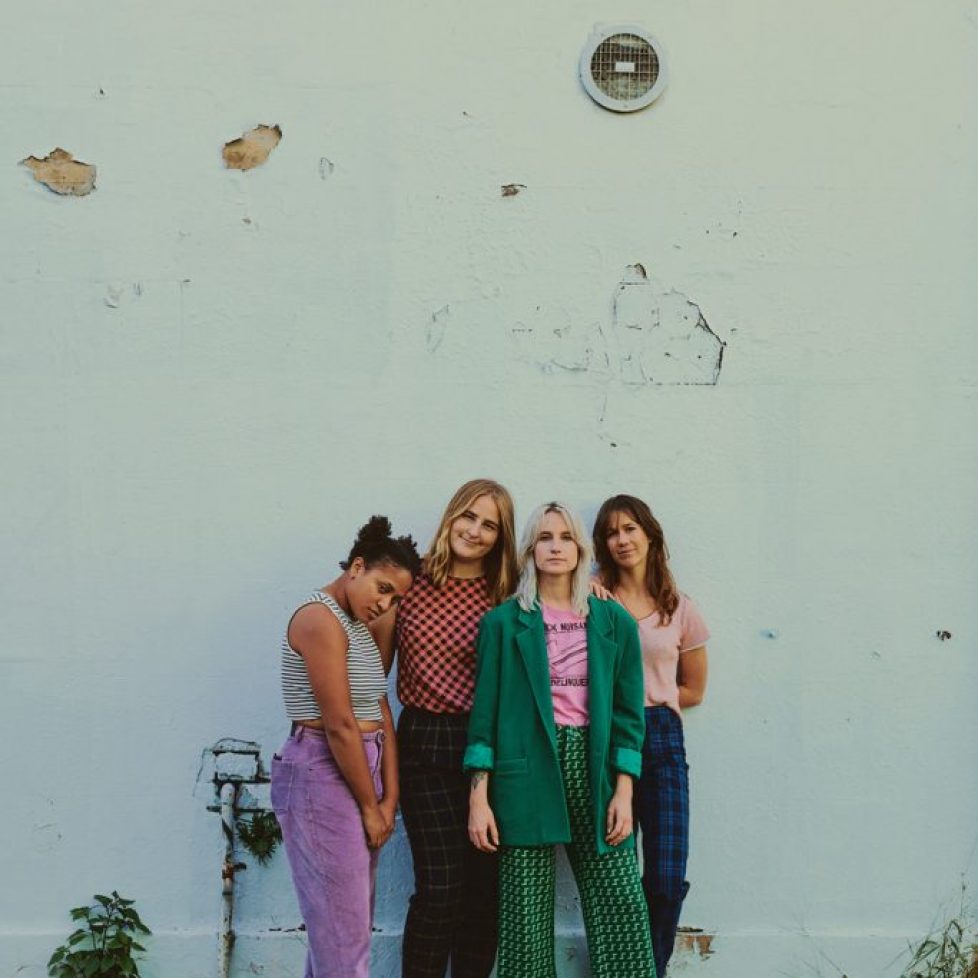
542, 604, 590, 727
630, 592, 709, 716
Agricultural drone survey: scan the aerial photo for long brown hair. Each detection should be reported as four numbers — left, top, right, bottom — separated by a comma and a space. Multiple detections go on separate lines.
423, 479, 517, 606
592, 494, 679, 624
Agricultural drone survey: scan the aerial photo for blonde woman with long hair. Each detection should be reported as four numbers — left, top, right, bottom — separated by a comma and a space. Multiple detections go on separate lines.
394, 479, 518, 978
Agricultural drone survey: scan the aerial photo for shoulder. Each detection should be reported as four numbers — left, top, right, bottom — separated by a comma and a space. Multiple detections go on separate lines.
588, 594, 633, 627
482, 597, 521, 627
288, 599, 348, 654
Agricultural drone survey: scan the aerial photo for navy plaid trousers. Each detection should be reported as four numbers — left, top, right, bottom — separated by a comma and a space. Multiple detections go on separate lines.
633, 705, 691, 978
398, 707, 498, 978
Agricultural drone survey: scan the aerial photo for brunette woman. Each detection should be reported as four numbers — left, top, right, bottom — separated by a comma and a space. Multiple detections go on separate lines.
466, 502, 655, 978
593, 494, 710, 978
271, 516, 421, 978
395, 479, 518, 978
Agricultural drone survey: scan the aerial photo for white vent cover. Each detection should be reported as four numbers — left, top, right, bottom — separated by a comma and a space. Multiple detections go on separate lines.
580, 25, 668, 112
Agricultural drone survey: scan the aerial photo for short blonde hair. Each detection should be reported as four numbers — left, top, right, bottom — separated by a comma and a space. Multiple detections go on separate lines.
423, 479, 517, 606
515, 501, 593, 617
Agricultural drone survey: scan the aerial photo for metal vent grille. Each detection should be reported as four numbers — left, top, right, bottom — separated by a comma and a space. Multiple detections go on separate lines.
580, 25, 668, 112
590, 33, 660, 101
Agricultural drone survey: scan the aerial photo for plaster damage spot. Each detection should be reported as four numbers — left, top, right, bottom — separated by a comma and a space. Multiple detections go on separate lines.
611, 264, 724, 385
512, 265, 725, 386
104, 283, 143, 309
319, 157, 335, 180
501, 183, 526, 197
20, 148, 96, 196
676, 928, 715, 959
223, 124, 282, 171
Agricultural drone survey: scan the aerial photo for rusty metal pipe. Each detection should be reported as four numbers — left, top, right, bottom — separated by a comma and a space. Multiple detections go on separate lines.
218, 781, 238, 978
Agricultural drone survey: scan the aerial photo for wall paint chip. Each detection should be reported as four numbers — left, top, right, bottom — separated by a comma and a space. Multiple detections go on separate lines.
223, 124, 283, 171
20, 148, 96, 196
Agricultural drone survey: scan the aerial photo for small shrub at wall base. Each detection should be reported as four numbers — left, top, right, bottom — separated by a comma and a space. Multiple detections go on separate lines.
47, 892, 150, 978
237, 810, 282, 865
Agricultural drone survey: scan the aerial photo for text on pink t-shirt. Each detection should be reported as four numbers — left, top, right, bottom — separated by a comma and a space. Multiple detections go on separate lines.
542, 604, 589, 727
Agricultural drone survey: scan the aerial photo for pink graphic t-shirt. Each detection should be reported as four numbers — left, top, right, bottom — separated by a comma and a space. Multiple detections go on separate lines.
542, 604, 589, 727
630, 592, 710, 716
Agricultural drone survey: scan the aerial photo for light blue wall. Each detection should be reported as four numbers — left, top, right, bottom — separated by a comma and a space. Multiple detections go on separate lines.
2, 0, 977, 975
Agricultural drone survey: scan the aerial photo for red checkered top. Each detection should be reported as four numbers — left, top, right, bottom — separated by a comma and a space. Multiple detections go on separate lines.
396, 573, 492, 714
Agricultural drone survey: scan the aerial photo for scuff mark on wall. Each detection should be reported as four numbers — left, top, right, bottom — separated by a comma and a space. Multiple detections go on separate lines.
501, 183, 526, 197
427, 304, 451, 353
104, 283, 143, 309
20, 148, 96, 196
223, 125, 282, 171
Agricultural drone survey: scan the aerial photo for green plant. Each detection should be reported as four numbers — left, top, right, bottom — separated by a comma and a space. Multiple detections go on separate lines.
900, 913, 978, 978
237, 810, 282, 865
47, 892, 150, 978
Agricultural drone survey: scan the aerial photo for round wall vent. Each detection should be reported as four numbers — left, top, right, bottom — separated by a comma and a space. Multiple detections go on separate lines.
580, 25, 668, 112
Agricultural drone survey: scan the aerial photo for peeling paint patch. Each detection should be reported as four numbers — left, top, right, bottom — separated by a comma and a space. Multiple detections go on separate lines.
223, 124, 282, 171
319, 157, 335, 180
20, 148, 96, 196
104, 283, 143, 309
511, 266, 725, 386
676, 928, 715, 959
501, 183, 526, 197
611, 265, 725, 385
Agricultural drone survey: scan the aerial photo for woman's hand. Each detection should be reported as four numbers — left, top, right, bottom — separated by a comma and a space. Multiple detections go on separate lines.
588, 577, 614, 601
605, 775, 634, 846
361, 804, 391, 849
468, 771, 499, 852
378, 797, 398, 845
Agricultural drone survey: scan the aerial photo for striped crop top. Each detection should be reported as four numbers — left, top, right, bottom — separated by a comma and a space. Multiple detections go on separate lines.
280, 591, 386, 723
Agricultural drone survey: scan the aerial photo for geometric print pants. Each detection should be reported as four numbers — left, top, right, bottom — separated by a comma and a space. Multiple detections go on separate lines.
497, 725, 656, 978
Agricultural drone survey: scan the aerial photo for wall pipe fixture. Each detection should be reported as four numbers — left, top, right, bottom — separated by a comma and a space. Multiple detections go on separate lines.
219, 782, 240, 978
203, 739, 268, 978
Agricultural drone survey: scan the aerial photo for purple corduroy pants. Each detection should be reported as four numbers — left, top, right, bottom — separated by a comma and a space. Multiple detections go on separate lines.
271, 726, 384, 978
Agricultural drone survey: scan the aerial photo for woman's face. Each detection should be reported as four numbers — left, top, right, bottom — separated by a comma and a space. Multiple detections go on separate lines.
533, 510, 579, 578
448, 493, 501, 569
604, 510, 650, 572
346, 559, 414, 623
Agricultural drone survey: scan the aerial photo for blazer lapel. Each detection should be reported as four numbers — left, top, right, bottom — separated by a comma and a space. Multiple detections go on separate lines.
586, 596, 617, 711
515, 604, 558, 753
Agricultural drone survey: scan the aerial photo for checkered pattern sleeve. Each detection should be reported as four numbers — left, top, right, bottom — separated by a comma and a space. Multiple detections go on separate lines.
396, 574, 492, 713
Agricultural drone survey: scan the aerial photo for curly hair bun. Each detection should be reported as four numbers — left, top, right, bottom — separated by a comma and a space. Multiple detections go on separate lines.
356, 515, 393, 543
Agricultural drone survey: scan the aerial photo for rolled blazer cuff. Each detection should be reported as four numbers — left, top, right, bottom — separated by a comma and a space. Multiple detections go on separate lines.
463, 743, 495, 771
612, 745, 642, 778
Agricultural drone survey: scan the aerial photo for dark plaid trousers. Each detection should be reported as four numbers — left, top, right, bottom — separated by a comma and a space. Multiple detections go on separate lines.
398, 707, 498, 978
633, 705, 691, 978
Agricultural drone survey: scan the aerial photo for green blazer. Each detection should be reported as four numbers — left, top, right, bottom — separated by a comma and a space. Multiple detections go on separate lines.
464, 595, 645, 855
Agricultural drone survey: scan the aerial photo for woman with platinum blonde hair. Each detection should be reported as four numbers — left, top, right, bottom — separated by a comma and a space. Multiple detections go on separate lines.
465, 501, 655, 978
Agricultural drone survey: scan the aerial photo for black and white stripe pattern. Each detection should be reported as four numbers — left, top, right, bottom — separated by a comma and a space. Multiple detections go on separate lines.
281, 591, 386, 722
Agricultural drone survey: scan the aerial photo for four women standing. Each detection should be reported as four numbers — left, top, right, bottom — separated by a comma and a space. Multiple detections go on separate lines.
273, 487, 708, 978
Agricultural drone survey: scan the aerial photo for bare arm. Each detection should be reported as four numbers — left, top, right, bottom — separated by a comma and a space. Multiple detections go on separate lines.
468, 770, 499, 853
605, 772, 634, 846
677, 645, 708, 709
377, 697, 399, 836
289, 604, 386, 846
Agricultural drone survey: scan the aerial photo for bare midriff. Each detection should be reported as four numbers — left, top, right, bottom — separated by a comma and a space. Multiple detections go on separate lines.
294, 718, 384, 734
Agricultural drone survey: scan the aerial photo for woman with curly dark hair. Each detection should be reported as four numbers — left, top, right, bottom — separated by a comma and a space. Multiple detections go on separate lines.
271, 516, 421, 978
593, 494, 710, 978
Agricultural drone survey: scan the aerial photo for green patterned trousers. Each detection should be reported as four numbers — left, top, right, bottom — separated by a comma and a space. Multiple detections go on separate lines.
497, 725, 656, 978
